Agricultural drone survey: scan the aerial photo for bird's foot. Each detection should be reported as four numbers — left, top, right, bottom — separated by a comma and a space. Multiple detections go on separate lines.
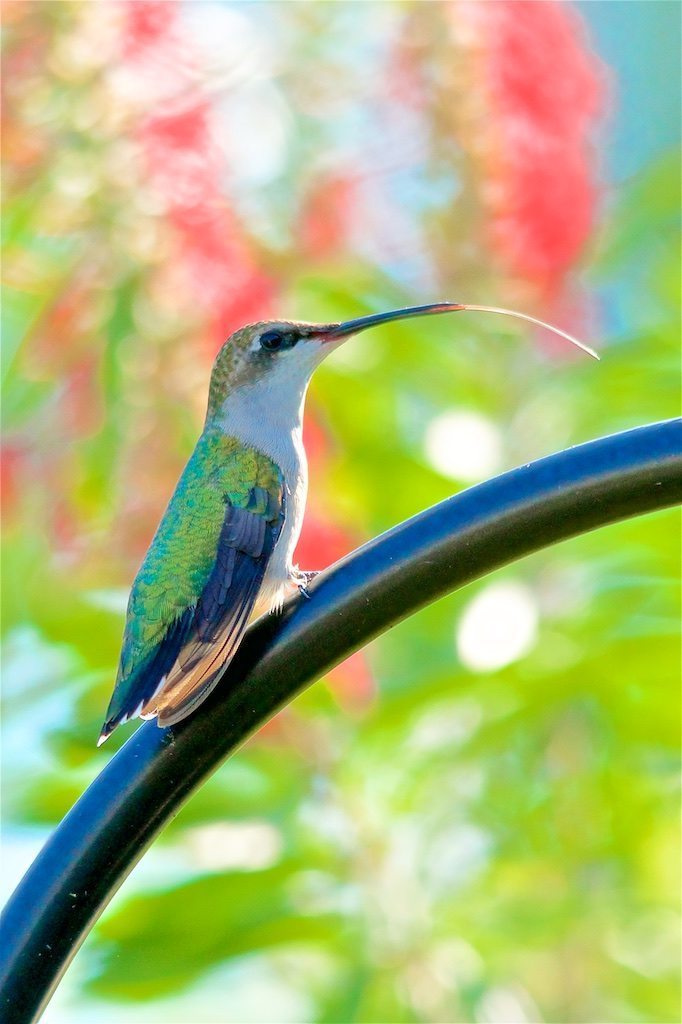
289, 567, 320, 600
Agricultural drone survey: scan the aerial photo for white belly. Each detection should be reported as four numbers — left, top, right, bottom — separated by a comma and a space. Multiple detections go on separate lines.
219, 372, 311, 618
256, 449, 308, 615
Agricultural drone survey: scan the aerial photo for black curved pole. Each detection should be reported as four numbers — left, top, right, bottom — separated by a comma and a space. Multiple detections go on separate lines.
1, 419, 681, 1024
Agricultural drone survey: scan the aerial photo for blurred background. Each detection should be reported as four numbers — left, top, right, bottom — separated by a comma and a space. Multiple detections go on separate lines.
2, 2, 680, 1022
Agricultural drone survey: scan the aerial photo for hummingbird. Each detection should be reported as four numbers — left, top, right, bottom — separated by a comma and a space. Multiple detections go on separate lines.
98, 302, 596, 744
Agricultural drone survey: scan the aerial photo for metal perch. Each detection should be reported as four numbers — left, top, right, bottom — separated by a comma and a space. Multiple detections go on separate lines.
1, 418, 680, 1024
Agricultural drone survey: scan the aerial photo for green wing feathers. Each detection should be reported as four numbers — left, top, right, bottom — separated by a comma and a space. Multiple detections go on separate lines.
100, 431, 284, 741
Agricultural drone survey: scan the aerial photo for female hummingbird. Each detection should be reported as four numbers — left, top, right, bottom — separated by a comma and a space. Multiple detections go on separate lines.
99, 302, 596, 743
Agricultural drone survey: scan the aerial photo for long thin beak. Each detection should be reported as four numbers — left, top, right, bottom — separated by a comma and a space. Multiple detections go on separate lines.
317, 300, 599, 359
321, 302, 465, 340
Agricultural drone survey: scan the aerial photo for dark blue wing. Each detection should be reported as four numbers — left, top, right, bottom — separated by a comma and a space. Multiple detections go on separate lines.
99, 485, 284, 741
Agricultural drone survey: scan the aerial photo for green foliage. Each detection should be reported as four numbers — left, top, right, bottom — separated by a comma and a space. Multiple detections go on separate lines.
90, 866, 349, 1001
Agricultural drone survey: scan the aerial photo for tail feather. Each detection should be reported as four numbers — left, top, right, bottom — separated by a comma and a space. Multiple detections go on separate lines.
97, 608, 193, 743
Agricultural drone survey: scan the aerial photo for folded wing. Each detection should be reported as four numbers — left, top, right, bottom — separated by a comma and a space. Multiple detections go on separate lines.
99, 436, 284, 742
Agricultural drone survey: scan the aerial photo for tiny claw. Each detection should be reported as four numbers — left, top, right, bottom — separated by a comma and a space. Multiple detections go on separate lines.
291, 568, 320, 600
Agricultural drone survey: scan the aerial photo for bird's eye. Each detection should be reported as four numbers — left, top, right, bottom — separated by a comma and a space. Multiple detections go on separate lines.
259, 330, 285, 352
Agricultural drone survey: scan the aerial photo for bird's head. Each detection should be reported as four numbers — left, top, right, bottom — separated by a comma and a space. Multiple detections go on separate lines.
205, 303, 469, 419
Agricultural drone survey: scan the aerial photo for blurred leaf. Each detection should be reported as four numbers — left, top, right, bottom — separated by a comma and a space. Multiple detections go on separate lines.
87, 866, 348, 1001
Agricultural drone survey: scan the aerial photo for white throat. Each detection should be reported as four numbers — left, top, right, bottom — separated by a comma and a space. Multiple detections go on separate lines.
218, 374, 310, 478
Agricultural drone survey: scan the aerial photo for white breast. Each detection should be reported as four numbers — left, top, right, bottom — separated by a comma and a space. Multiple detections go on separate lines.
258, 430, 307, 613
219, 373, 310, 615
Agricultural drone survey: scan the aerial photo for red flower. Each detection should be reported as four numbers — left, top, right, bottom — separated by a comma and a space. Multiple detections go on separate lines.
1, 445, 24, 522
120, 0, 175, 55
299, 173, 358, 258
64, 355, 103, 436
131, 72, 277, 348
460, 0, 603, 297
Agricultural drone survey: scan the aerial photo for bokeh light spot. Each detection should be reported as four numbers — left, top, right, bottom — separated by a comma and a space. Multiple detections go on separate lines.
424, 410, 502, 482
456, 581, 539, 672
